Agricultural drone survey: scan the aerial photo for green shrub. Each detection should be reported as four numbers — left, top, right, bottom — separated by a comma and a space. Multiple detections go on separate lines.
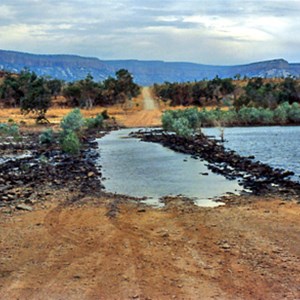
221, 109, 238, 125
287, 102, 300, 123
9, 124, 21, 139
162, 108, 200, 137
162, 111, 175, 131
198, 109, 216, 126
257, 108, 274, 124
60, 131, 81, 155
274, 105, 288, 124
85, 114, 104, 129
181, 108, 200, 131
39, 128, 54, 144
172, 118, 193, 137
0, 123, 9, 136
0, 122, 21, 141
60, 108, 84, 135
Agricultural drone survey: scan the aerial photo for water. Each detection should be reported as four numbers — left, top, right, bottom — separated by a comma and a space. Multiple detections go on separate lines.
97, 129, 242, 207
203, 126, 300, 182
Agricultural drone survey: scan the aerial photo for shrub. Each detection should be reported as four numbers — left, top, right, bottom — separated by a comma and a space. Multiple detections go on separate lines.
0, 122, 21, 141
274, 105, 288, 124
172, 118, 193, 137
221, 109, 238, 125
0, 123, 9, 136
85, 114, 104, 129
60, 131, 81, 155
257, 108, 274, 124
162, 108, 200, 137
9, 124, 21, 139
162, 111, 175, 132
60, 108, 84, 135
287, 102, 300, 123
181, 108, 200, 132
198, 109, 216, 126
39, 128, 54, 144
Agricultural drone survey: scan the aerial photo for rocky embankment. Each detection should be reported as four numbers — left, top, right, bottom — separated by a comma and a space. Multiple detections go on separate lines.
132, 130, 300, 200
0, 132, 104, 210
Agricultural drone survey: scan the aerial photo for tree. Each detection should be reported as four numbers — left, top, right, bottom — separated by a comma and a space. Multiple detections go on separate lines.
115, 69, 140, 99
0, 73, 24, 107
20, 75, 52, 123
78, 74, 102, 109
278, 77, 300, 104
46, 79, 63, 99
63, 83, 82, 107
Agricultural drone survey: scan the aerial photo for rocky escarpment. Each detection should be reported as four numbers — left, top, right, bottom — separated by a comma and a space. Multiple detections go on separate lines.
132, 130, 300, 200
1, 49, 299, 85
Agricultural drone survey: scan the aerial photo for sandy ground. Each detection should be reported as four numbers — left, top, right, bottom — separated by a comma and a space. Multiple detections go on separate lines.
1, 195, 300, 300
0, 87, 163, 129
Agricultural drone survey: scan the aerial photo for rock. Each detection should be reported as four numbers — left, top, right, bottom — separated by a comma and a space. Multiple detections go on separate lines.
7, 194, 15, 200
0, 185, 10, 192
88, 171, 95, 177
161, 232, 170, 238
16, 204, 33, 211
137, 208, 146, 213
220, 243, 231, 250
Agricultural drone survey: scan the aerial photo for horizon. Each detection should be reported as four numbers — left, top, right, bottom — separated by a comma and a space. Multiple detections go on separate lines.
0, 1, 299, 65
0, 48, 297, 66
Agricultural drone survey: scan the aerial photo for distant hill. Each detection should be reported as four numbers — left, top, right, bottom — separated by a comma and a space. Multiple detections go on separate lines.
0, 49, 299, 86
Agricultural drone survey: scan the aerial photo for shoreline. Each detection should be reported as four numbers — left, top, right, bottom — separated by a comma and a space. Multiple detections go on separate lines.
131, 129, 300, 201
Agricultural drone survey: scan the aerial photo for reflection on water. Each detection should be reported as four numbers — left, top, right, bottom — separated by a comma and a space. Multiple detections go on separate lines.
203, 126, 300, 182
97, 129, 242, 207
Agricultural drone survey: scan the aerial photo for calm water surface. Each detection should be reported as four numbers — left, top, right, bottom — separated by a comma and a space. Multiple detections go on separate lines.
97, 129, 242, 207
203, 126, 300, 182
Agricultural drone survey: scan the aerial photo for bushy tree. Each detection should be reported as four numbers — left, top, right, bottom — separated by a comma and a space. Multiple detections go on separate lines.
20, 76, 52, 123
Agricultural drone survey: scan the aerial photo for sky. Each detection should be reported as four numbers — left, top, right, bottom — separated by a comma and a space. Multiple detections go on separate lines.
0, 0, 299, 65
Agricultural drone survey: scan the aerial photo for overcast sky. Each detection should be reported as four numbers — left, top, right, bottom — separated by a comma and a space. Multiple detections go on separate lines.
0, 0, 299, 65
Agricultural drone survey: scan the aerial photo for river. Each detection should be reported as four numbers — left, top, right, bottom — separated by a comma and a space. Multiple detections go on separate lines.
97, 129, 242, 207
203, 126, 300, 182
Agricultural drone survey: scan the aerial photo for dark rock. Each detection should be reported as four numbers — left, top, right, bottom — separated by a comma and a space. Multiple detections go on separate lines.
16, 204, 33, 211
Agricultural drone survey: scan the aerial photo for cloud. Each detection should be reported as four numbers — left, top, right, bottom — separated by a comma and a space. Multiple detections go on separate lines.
0, 0, 299, 64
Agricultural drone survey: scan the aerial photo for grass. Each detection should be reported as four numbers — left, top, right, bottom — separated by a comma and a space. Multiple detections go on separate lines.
0, 97, 144, 129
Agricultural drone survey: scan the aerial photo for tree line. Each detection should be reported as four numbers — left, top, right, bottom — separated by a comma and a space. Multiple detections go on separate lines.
0, 68, 140, 122
154, 76, 300, 109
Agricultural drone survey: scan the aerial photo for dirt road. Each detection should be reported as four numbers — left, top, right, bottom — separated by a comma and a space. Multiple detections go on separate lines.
1, 194, 300, 300
119, 87, 162, 127
142, 87, 157, 110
